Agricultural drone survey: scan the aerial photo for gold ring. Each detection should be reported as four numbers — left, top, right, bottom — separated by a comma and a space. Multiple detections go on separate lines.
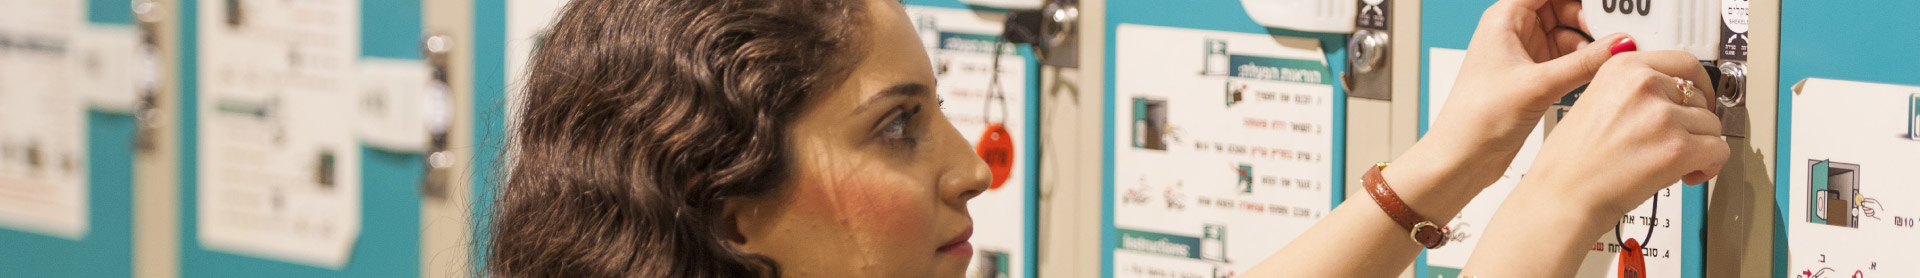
1674, 77, 1696, 106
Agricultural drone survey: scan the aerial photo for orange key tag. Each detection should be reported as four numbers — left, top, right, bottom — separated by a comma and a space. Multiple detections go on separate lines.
976, 123, 1014, 190
1617, 238, 1647, 278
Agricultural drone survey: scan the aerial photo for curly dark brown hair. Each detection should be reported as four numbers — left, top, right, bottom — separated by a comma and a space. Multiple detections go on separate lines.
484, 0, 868, 276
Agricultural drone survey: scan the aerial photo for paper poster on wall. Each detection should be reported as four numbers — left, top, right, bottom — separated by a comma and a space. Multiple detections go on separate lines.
1785, 78, 1920, 278
1109, 24, 1335, 278
905, 6, 1032, 278
69, 25, 141, 113
354, 58, 433, 153
0, 0, 90, 240
1422, 47, 1693, 278
195, 0, 362, 268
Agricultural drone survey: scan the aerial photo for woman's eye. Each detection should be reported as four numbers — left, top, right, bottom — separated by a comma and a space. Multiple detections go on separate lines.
880, 105, 923, 146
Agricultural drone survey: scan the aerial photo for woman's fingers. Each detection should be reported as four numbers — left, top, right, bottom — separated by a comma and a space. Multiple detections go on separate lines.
1550, 26, 1595, 56
1609, 51, 1719, 112
1536, 34, 1630, 94
1669, 104, 1723, 136
1677, 134, 1730, 185
1553, 0, 1586, 31
1615, 51, 1713, 95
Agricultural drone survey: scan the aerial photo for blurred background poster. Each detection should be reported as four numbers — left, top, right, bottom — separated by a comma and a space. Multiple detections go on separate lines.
0, 0, 90, 240
193, 0, 362, 268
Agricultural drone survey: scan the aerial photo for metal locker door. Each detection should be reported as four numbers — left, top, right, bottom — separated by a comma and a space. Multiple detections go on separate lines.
0, 0, 140, 276
176, 0, 424, 275
1778, 2, 1920, 277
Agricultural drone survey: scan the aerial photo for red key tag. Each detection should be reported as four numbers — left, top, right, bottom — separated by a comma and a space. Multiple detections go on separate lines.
1617, 238, 1647, 278
975, 123, 1014, 190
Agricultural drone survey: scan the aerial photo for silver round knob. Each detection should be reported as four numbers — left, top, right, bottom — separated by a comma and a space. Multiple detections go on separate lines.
1347, 30, 1388, 74
1716, 61, 1746, 108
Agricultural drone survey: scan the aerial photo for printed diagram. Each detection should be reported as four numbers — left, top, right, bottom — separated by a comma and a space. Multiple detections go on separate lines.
1226, 81, 1247, 107
1200, 224, 1228, 262
1201, 38, 1229, 76
975, 249, 1010, 278
1132, 97, 1173, 150
1443, 215, 1474, 244
1233, 164, 1253, 194
1807, 160, 1867, 227
1786, 78, 1920, 278
1797, 266, 1870, 278
1908, 93, 1918, 140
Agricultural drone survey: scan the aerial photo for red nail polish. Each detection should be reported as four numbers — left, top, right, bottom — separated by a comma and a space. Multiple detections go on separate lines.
1609, 37, 1638, 55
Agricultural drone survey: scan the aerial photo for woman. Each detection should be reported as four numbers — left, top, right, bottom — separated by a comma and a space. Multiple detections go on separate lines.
485, 0, 1725, 277
490, 0, 983, 276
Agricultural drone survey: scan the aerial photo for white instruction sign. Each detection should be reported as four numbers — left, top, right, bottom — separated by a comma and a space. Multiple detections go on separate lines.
195, 0, 362, 268
0, 0, 90, 240
1109, 24, 1335, 278
1785, 78, 1920, 278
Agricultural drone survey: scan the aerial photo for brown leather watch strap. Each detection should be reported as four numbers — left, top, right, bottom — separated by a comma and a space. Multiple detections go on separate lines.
1362, 162, 1449, 249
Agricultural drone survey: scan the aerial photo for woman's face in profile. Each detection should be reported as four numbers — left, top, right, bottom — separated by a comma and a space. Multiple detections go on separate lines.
726, 0, 992, 277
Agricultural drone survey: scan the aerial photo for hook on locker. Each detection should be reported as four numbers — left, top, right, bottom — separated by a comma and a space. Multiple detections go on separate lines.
419, 33, 457, 200
1001, 0, 1079, 67
133, 0, 166, 152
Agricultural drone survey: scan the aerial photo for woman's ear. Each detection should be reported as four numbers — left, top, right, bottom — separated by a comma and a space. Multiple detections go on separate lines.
720, 199, 752, 246
720, 189, 791, 251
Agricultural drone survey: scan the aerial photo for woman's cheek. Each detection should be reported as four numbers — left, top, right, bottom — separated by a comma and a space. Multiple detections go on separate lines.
819, 174, 935, 243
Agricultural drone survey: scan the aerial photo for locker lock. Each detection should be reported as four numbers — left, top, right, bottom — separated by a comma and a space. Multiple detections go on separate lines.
1001, 0, 1080, 67
1346, 29, 1388, 74
1341, 29, 1392, 100
1715, 61, 1745, 108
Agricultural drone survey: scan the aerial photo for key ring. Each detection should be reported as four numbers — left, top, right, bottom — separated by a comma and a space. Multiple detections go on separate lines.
983, 37, 1011, 125
1614, 192, 1658, 252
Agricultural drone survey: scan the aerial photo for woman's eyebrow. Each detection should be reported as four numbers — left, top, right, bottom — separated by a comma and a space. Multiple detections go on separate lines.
853, 83, 931, 113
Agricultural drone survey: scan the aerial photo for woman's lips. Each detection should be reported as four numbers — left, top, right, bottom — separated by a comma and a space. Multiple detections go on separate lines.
937, 226, 974, 256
